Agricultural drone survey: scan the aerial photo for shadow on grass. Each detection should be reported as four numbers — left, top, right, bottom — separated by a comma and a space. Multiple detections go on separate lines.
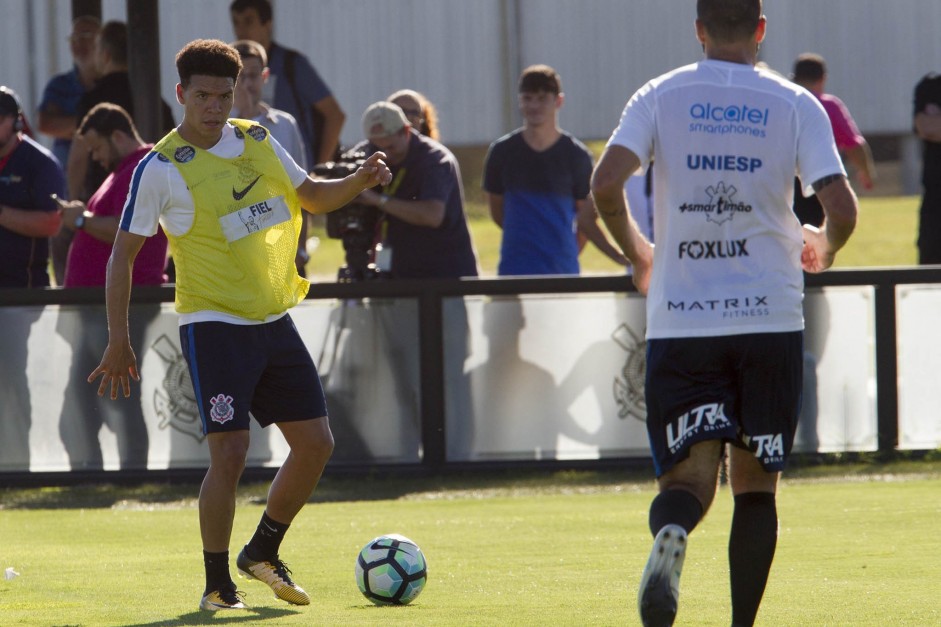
0, 466, 653, 510
123, 606, 299, 626
2, 453, 938, 510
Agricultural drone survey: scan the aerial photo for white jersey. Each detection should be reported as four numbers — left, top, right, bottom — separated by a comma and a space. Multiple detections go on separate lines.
120, 121, 308, 325
608, 60, 845, 339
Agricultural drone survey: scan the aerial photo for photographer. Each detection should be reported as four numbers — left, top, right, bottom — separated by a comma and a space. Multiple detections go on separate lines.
353, 101, 479, 279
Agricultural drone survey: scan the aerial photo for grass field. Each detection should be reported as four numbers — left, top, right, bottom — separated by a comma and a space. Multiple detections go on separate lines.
303, 195, 921, 282
1, 463, 939, 626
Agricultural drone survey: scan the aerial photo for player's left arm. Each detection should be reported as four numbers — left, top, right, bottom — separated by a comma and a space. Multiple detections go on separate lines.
801, 174, 858, 273
296, 151, 391, 215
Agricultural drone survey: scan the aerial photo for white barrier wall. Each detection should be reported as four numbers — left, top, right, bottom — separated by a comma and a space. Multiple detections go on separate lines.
896, 285, 941, 449
0, 286, 890, 474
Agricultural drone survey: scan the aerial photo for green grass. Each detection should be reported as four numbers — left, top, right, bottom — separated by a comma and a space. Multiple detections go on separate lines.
304, 195, 921, 282
1, 464, 939, 626
832, 195, 919, 267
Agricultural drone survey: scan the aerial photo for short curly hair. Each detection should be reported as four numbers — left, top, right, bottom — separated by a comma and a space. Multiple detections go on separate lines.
697, 0, 762, 43
175, 39, 242, 88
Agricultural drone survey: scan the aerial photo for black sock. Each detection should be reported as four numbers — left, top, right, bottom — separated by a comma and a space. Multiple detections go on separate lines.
244, 511, 290, 561
648, 488, 704, 537
729, 492, 778, 627
203, 550, 231, 594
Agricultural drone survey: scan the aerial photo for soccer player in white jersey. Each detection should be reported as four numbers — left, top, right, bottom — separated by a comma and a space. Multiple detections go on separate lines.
88, 39, 390, 611
591, 1, 858, 625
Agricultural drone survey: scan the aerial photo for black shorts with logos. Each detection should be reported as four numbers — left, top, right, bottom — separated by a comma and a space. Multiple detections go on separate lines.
645, 331, 803, 477
179, 314, 327, 435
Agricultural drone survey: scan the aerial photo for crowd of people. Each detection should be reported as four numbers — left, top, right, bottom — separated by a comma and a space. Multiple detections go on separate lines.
0, 0, 941, 287
0, 0, 936, 622
6, 1, 934, 294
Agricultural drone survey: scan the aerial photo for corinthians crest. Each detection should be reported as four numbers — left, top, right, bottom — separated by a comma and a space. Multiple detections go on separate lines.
612, 323, 647, 422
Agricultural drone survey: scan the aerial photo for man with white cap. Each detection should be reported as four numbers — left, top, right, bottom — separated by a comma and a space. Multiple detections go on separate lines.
354, 101, 478, 279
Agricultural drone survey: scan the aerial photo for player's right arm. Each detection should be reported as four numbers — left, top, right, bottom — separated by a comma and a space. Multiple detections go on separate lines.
87, 151, 166, 399
88, 229, 147, 399
591, 144, 653, 293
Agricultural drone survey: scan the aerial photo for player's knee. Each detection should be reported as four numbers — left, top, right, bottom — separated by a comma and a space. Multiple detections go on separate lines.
208, 432, 250, 475
293, 419, 335, 462
313, 425, 335, 460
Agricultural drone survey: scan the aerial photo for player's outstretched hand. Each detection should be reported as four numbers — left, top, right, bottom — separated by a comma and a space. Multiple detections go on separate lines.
87, 340, 140, 400
801, 224, 836, 273
357, 152, 393, 188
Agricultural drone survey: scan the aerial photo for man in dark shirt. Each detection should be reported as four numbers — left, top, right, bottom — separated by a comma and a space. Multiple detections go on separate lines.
914, 73, 941, 264
66, 20, 175, 201
0, 86, 65, 287
0, 85, 66, 472
354, 101, 479, 279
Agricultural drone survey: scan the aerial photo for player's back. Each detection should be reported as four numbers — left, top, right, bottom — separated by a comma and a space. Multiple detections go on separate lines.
611, 60, 844, 339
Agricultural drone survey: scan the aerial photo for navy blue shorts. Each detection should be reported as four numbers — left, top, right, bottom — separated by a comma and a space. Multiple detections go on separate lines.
645, 331, 803, 477
179, 315, 328, 435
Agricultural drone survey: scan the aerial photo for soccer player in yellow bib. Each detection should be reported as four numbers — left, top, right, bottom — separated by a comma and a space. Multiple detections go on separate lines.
88, 39, 391, 611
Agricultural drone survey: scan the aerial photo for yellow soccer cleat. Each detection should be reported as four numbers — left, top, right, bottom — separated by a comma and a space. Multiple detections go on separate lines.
237, 549, 311, 605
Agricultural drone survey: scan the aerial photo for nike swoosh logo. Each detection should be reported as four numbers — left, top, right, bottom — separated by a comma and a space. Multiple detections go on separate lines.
232, 175, 262, 200
370, 541, 409, 554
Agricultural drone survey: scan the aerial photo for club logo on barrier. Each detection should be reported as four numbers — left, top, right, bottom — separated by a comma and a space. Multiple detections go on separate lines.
209, 394, 235, 424
612, 323, 647, 422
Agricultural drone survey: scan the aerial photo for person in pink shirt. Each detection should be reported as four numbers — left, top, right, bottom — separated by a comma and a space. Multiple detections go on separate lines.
56, 102, 166, 470
60, 102, 167, 286
791, 53, 876, 226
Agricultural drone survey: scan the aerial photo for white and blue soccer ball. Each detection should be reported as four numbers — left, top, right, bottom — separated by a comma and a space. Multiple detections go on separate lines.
355, 533, 427, 605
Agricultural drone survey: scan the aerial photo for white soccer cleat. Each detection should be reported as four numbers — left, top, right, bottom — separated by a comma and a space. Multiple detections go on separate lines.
199, 584, 247, 611
638, 524, 687, 627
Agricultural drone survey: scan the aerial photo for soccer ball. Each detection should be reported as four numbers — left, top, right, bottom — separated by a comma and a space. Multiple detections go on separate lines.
355, 534, 427, 605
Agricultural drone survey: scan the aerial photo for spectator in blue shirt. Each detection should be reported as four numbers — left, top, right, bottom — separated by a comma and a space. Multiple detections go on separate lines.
37, 15, 101, 173
484, 65, 626, 276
